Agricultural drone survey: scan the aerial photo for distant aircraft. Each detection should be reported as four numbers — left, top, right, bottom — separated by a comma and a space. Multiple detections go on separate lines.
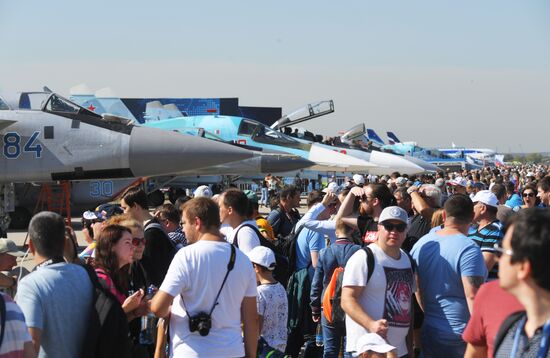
0, 91, 254, 231
367, 128, 488, 171
383, 129, 496, 161
337, 125, 438, 173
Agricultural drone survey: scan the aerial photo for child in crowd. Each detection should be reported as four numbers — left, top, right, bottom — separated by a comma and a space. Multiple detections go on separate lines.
247, 246, 288, 353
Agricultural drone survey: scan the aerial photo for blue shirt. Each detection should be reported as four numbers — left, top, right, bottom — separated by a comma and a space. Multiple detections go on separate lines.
16, 263, 93, 358
295, 226, 325, 274
505, 193, 522, 208
410, 231, 487, 341
299, 203, 337, 244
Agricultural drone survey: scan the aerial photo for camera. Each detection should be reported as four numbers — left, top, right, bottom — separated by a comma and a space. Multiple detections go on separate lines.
188, 312, 212, 336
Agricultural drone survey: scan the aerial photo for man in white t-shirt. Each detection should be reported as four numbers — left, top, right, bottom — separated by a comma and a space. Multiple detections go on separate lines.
341, 206, 416, 358
151, 197, 258, 358
220, 189, 261, 254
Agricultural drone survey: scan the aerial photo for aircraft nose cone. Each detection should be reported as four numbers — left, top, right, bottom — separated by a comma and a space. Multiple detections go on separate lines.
128, 126, 253, 177
260, 154, 315, 173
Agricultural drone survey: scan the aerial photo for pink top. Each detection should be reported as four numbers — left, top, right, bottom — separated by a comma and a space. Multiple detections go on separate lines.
95, 268, 126, 305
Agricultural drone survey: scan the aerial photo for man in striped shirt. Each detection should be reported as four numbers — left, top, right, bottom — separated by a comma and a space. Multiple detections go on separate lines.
468, 190, 504, 280
0, 292, 35, 357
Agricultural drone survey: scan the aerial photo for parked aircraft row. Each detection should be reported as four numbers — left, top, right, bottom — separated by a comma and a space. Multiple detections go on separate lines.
69, 88, 438, 175
0, 86, 441, 231
364, 128, 496, 169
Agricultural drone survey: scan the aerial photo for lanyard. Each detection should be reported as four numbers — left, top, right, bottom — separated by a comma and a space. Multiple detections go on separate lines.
32, 256, 65, 271
511, 316, 550, 358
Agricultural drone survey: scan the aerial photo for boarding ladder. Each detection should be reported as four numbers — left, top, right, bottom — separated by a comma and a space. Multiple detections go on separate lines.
34, 181, 72, 227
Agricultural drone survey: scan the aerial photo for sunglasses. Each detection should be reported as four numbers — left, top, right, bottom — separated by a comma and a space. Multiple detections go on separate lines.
522, 192, 535, 198
493, 243, 513, 258
132, 237, 146, 246
382, 222, 407, 233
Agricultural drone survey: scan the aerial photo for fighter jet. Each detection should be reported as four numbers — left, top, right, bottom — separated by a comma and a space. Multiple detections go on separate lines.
69, 91, 379, 172
0, 91, 255, 231
144, 116, 378, 172
0, 91, 254, 182
163, 127, 315, 175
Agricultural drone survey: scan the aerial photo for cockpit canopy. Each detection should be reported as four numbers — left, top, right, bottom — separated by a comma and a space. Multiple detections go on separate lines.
237, 118, 310, 151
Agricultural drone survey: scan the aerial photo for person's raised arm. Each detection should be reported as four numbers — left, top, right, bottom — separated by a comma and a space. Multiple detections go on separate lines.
408, 186, 434, 221
335, 187, 363, 220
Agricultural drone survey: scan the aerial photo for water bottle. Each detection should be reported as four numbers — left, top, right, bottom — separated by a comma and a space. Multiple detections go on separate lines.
139, 285, 156, 345
315, 323, 324, 347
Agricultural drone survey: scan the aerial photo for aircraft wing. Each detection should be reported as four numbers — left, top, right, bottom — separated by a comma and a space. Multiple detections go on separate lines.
0, 119, 17, 130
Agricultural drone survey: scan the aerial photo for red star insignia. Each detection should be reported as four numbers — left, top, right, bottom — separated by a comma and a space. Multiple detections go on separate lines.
88, 104, 96, 112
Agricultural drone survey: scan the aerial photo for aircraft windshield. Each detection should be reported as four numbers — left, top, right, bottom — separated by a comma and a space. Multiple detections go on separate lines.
45, 94, 81, 114
238, 119, 261, 136
237, 119, 310, 150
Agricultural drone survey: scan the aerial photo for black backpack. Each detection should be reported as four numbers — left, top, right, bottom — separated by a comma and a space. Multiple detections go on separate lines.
80, 264, 132, 358
362, 246, 416, 281
234, 224, 291, 287
273, 223, 304, 274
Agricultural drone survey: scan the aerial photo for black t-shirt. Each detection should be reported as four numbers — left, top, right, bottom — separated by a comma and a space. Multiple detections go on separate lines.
403, 214, 432, 252
142, 219, 176, 287
128, 261, 149, 342
357, 215, 378, 244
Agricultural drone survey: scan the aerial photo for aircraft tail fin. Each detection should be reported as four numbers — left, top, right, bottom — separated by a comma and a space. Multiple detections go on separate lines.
495, 154, 505, 167
144, 101, 168, 121
366, 129, 385, 146
163, 103, 183, 118
69, 94, 107, 115
387, 131, 401, 144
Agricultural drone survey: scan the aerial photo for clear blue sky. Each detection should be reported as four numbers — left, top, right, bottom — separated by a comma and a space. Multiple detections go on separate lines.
1, 0, 549, 152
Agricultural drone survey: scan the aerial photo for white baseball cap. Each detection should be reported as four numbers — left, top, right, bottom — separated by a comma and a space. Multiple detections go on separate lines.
353, 174, 365, 186
449, 176, 467, 187
193, 185, 212, 198
356, 333, 396, 354
0, 239, 26, 257
395, 177, 407, 186
322, 182, 340, 194
472, 190, 498, 207
247, 246, 276, 270
378, 206, 408, 224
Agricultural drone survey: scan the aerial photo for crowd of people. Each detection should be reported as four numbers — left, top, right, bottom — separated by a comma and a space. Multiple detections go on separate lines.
0, 164, 549, 357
